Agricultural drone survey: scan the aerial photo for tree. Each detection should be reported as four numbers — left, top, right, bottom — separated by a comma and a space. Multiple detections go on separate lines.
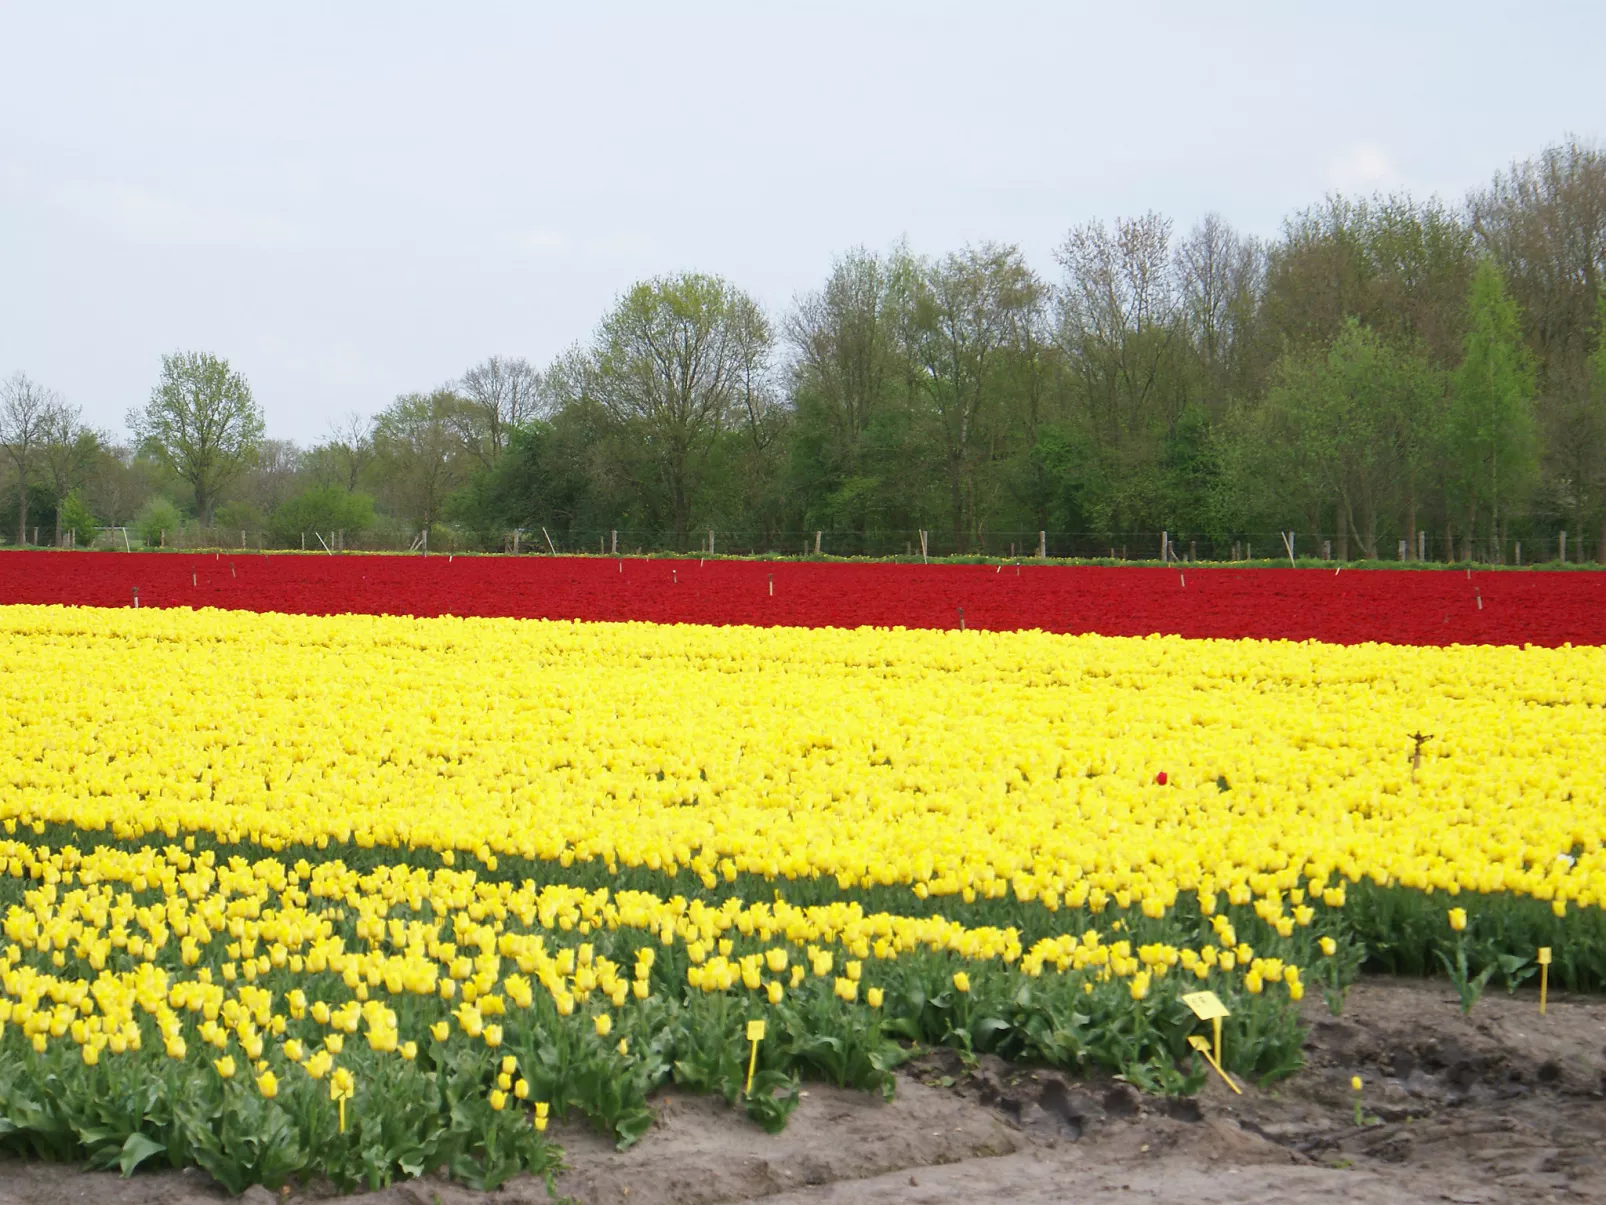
786, 246, 930, 548
0, 372, 56, 544
38, 404, 101, 544
1056, 213, 1191, 534
455, 357, 544, 468
1472, 138, 1606, 385
57, 491, 97, 548
586, 273, 768, 548
1258, 320, 1442, 559
306, 412, 376, 494
129, 352, 264, 523
371, 391, 465, 530
913, 243, 1044, 551
84, 443, 160, 529
1446, 260, 1538, 559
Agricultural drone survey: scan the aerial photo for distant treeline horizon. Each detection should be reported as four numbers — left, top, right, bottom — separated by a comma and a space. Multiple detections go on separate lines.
4, 135, 1604, 563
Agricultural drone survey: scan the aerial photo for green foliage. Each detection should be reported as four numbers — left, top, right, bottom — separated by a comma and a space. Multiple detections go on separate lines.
1446, 259, 1538, 546
128, 352, 264, 525
57, 491, 97, 547
134, 497, 185, 548
270, 486, 376, 547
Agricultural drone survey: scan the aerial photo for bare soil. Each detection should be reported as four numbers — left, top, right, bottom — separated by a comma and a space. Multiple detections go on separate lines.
2, 977, 1602, 1205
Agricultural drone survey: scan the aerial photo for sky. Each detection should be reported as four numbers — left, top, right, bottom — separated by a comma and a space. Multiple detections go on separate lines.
1, 2, 1601, 444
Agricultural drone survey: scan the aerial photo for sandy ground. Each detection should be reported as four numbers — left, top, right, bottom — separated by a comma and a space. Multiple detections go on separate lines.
1, 976, 1602, 1205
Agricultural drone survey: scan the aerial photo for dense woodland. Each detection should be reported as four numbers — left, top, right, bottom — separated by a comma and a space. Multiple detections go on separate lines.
4, 137, 1605, 562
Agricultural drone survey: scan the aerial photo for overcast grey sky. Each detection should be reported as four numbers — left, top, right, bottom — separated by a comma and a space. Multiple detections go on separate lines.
1, 2, 1600, 444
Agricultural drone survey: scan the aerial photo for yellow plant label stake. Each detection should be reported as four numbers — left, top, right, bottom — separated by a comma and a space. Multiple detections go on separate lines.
1538, 947, 1552, 1016
745, 1019, 766, 1097
1181, 991, 1238, 1094
1181, 990, 1229, 1063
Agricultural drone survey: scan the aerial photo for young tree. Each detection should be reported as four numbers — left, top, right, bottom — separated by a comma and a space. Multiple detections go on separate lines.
1446, 260, 1538, 558
0, 372, 55, 544
129, 352, 264, 523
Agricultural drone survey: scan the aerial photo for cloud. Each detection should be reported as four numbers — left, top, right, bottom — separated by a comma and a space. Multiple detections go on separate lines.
1327, 143, 1400, 194
62, 183, 298, 248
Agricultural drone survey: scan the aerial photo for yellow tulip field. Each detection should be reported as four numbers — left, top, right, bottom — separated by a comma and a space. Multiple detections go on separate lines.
0, 601, 1601, 1189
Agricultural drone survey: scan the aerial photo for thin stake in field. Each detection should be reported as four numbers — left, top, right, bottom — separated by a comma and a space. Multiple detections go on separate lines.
1538, 946, 1551, 1015
1409, 730, 1433, 778
744, 1019, 765, 1097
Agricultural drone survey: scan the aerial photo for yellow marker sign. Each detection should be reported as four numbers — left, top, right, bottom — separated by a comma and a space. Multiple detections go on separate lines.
1181, 990, 1230, 1068
1181, 991, 1229, 1020
744, 1019, 766, 1096
1187, 1035, 1242, 1095
1538, 947, 1552, 1016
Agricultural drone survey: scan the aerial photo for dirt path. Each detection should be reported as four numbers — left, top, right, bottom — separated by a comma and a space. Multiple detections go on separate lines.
2, 977, 1602, 1205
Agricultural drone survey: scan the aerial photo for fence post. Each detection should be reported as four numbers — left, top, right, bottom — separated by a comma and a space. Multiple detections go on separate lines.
611, 529, 618, 556
1560, 531, 1567, 563
1038, 530, 1047, 559
1418, 530, 1426, 561
709, 529, 715, 556
1515, 541, 1522, 566
814, 531, 821, 556
1323, 540, 1332, 561
1160, 530, 1168, 562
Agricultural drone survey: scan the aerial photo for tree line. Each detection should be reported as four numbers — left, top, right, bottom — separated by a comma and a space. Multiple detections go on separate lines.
4, 136, 1604, 562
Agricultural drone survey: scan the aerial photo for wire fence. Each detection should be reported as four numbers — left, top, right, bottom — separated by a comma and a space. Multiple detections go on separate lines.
66, 523, 1605, 565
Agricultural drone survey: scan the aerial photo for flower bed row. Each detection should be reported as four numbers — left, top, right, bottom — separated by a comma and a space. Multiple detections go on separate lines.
1, 551, 1604, 645
6, 606, 1602, 913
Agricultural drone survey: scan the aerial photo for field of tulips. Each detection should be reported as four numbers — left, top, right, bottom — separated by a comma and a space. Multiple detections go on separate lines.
2, 549, 1606, 644
0, 555, 1602, 1192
